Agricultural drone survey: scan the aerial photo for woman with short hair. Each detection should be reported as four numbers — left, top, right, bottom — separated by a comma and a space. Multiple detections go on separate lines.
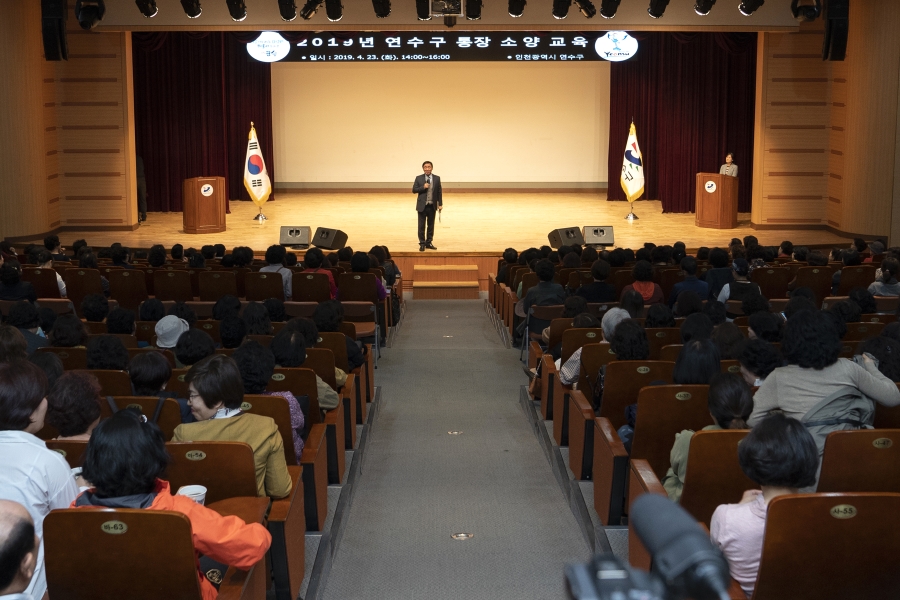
46, 371, 102, 440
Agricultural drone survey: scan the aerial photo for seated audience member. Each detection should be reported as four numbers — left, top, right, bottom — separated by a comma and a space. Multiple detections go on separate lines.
105, 307, 136, 336
711, 322, 745, 359
110, 246, 132, 269
50, 314, 88, 348
540, 296, 587, 348
43, 235, 67, 262
368, 245, 396, 287
868, 257, 900, 297
75, 409, 271, 598
242, 302, 273, 336
167, 302, 197, 327
38, 309, 57, 336
187, 252, 205, 269
783, 295, 817, 319
220, 315, 248, 350
673, 338, 721, 384
856, 336, 900, 382
748, 310, 900, 452
284, 252, 298, 267
663, 373, 753, 502
704, 248, 734, 301
29, 352, 64, 390
738, 338, 782, 387
864, 239, 886, 262
0, 499, 40, 600
34, 249, 66, 298
717, 258, 762, 306
645, 303, 676, 329
557, 313, 607, 386
264, 298, 287, 323
621, 260, 664, 305
154, 315, 190, 351
619, 290, 644, 319
147, 246, 167, 267
81, 294, 109, 323
302, 247, 337, 299
313, 300, 365, 371
522, 259, 565, 317
128, 350, 193, 423
46, 371, 102, 440
139, 298, 166, 322
680, 313, 714, 344
777, 240, 793, 259
0, 361, 79, 600
710, 414, 818, 597
233, 341, 305, 462
792, 246, 809, 262
85, 335, 129, 370
747, 311, 783, 343
77, 252, 110, 295
171, 243, 185, 263
740, 294, 770, 318
848, 288, 878, 315
610, 319, 650, 361
260, 244, 293, 301
172, 355, 293, 498
668, 256, 708, 307
828, 299, 861, 328
703, 300, 727, 326
0, 261, 37, 303
6, 302, 49, 355
0, 326, 28, 364
575, 260, 616, 303
562, 250, 582, 269
174, 329, 216, 368
270, 327, 340, 410
673, 291, 703, 318
806, 250, 829, 267
213, 295, 242, 321
350, 251, 389, 301
831, 248, 861, 295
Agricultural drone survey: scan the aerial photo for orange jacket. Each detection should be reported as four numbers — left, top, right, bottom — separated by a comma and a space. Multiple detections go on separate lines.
72, 480, 271, 600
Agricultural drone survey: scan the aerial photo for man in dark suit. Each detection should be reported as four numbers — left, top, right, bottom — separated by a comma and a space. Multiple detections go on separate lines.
412, 161, 443, 252
668, 256, 709, 307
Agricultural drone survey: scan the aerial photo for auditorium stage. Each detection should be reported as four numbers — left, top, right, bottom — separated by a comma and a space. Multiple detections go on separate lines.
58, 192, 853, 254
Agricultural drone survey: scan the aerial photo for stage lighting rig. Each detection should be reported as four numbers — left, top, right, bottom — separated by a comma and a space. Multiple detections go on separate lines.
574, 0, 596, 18
647, 0, 669, 18
791, 0, 820, 21
465, 0, 481, 19
694, 0, 715, 15
599, 0, 620, 18
180, 0, 202, 17
508, 0, 526, 17
225, 0, 247, 20
75, 0, 105, 29
135, 0, 158, 17
552, 0, 570, 19
299, 0, 323, 18
372, 0, 391, 17
738, 0, 763, 15
325, 0, 343, 21
278, 0, 298, 20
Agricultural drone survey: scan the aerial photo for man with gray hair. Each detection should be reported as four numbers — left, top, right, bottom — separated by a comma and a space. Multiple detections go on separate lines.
0, 499, 39, 599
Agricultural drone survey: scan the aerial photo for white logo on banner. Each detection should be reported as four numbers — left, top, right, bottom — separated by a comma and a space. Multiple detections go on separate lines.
247, 32, 291, 63
595, 32, 638, 62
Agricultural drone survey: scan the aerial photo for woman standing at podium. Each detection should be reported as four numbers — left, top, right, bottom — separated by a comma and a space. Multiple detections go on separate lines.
720, 152, 738, 177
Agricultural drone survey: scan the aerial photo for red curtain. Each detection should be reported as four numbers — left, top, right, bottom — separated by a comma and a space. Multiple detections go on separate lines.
132, 33, 276, 212
606, 33, 757, 213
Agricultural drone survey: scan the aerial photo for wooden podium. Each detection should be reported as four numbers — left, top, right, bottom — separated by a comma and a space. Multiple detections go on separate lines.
183, 176, 226, 234
695, 173, 738, 229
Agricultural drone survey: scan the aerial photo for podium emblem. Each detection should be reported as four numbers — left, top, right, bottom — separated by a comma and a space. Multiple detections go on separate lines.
201, 184, 214, 197
704, 180, 717, 193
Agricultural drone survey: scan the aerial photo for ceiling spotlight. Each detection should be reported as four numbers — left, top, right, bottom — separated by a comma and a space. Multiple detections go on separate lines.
738, 0, 763, 14
225, 0, 247, 20
372, 0, 391, 17
790, 0, 820, 21
465, 0, 481, 19
574, 0, 596, 17
74, 0, 105, 29
278, 0, 298, 20
552, 0, 570, 18
599, 0, 619, 17
508, 0, 526, 17
694, 0, 715, 15
180, 0, 202, 17
135, 0, 158, 17
416, 0, 431, 19
324, 0, 342, 21
647, 0, 669, 18
299, 0, 322, 18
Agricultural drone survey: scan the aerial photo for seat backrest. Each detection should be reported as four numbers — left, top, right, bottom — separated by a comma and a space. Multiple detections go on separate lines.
592, 417, 628, 526
561, 328, 604, 363
244, 271, 284, 301
600, 361, 675, 430
166, 368, 191, 399
198, 270, 238, 302
576, 342, 616, 395
340, 301, 376, 323
658, 269, 685, 300
817, 429, 900, 493
77, 369, 133, 396
530, 304, 565, 321
45, 440, 89, 468
22, 267, 61, 299
547, 318, 574, 351
875, 393, 900, 428
108, 269, 149, 311
520, 272, 539, 297
102, 396, 183, 440
240, 393, 300, 466
38, 346, 87, 370
610, 269, 635, 296
35, 298, 76, 316
837, 265, 877, 296
64, 268, 103, 316
793, 266, 833, 304
874, 295, 900, 313
627, 458, 667, 571
165, 440, 259, 503
193, 319, 221, 344
317, 332, 351, 372
84, 322, 108, 335
658, 344, 683, 363
720, 359, 742, 375
680, 429, 753, 526
127, 347, 175, 368
337, 272, 377, 302
631, 385, 713, 480
750, 267, 791, 301
303, 348, 337, 390
45, 508, 204, 600
752, 493, 900, 599
843, 321, 885, 341
284, 301, 318, 319
292, 272, 331, 302
246, 334, 274, 345
153, 270, 193, 302
134, 320, 156, 344
269, 368, 321, 425
645, 328, 682, 360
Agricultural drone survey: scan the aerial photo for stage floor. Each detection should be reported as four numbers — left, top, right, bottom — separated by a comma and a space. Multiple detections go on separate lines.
59, 192, 851, 253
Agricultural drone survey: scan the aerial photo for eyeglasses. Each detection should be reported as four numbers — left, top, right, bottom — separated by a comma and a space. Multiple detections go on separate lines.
188, 393, 201, 401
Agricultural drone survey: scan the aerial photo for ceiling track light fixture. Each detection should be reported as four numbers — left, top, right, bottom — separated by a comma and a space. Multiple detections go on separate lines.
180, 0, 202, 17
574, 0, 596, 18
299, 0, 323, 19
135, 0, 158, 17
465, 0, 481, 20
790, 0, 820, 21
372, 0, 391, 17
225, 0, 247, 20
551, 0, 570, 19
599, 0, 619, 18
738, 0, 763, 15
278, 0, 298, 20
508, 0, 526, 17
75, 0, 106, 29
324, 0, 342, 21
694, 0, 716, 15
415, 0, 431, 19
647, 0, 669, 18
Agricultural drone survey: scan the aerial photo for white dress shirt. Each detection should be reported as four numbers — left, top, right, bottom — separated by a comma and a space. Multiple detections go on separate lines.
0, 431, 79, 600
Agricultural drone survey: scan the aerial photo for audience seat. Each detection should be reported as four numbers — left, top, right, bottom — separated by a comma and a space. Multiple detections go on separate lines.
78, 369, 133, 396
611, 270, 634, 297
194, 319, 222, 344
659, 344, 683, 363
102, 396, 183, 440
750, 266, 791, 300
680, 430, 753, 526
817, 429, 900, 493
291, 272, 331, 303
22, 267, 61, 299
283, 301, 318, 319
836, 265, 877, 296
539, 354, 561, 422
63, 268, 103, 315
246, 334, 274, 346
45, 440, 88, 468
167, 368, 191, 398
575, 342, 615, 398
318, 331, 368, 424
38, 347, 87, 370
592, 417, 628, 526
645, 328, 682, 360
36, 298, 77, 316
244, 272, 284, 301
546, 317, 574, 352
627, 459, 667, 571
127, 347, 176, 368
560, 328, 604, 363
304, 347, 357, 449
166, 441, 260, 504
600, 361, 675, 430
83, 322, 107, 335
568, 390, 596, 480
199, 270, 239, 301
154, 270, 194, 302
874, 296, 900, 313
108, 270, 149, 311
721, 360, 742, 374
659, 269, 686, 300
843, 321, 885, 340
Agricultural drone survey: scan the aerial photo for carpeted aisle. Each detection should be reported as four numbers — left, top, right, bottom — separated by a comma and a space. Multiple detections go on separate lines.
322, 300, 589, 600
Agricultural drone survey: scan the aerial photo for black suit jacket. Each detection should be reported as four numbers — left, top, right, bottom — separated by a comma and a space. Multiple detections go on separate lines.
412, 174, 443, 212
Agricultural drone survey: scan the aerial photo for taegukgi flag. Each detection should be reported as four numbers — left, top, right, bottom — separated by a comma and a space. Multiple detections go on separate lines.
620, 122, 644, 203
243, 122, 271, 207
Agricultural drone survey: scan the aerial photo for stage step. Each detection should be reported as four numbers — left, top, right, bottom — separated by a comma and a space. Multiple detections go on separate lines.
412, 280, 480, 300
413, 264, 479, 282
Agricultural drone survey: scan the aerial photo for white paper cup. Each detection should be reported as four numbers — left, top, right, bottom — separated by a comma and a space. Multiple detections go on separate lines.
176, 484, 207, 505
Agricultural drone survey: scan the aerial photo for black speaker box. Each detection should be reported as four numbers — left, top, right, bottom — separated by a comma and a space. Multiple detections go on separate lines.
42, 0, 68, 61
548, 227, 585, 248
582, 226, 615, 246
279, 226, 311, 248
312, 227, 348, 250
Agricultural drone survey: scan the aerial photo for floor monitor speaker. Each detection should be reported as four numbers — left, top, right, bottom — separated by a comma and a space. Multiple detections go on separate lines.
279, 226, 311, 248
582, 226, 615, 247
312, 227, 348, 250
548, 227, 585, 249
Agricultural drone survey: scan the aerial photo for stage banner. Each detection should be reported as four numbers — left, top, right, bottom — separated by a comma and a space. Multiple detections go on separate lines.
620, 122, 644, 203
244, 122, 272, 208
